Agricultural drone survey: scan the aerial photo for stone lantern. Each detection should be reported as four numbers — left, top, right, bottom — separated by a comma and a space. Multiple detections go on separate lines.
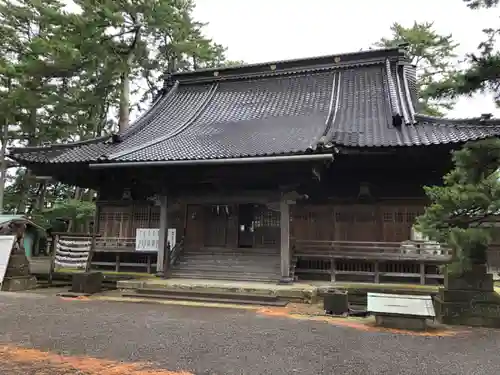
1, 221, 37, 291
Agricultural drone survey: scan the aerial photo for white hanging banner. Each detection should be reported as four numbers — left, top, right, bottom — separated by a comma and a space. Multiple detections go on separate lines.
168, 229, 176, 249
0, 236, 16, 287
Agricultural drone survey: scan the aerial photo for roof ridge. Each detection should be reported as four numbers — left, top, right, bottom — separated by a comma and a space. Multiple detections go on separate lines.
118, 81, 180, 141
415, 114, 500, 126
8, 135, 111, 154
172, 48, 408, 85
107, 83, 219, 161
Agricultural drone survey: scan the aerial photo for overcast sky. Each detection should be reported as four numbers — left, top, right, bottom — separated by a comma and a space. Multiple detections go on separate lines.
193, 0, 499, 118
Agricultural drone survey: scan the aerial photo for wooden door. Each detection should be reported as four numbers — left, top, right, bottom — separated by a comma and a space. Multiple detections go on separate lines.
203, 205, 229, 247
291, 204, 334, 241
380, 204, 425, 242
332, 205, 379, 241
185, 205, 204, 248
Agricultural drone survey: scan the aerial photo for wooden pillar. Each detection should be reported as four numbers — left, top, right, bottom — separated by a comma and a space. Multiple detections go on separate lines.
280, 198, 292, 283
157, 195, 168, 273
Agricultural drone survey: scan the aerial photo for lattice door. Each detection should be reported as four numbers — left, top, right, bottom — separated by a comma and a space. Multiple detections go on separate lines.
291, 204, 334, 241
380, 204, 425, 242
333, 205, 379, 241
98, 205, 132, 238
253, 204, 280, 247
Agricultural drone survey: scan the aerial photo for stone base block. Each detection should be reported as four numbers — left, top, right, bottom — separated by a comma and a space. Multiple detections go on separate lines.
374, 314, 428, 331
435, 288, 500, 328
71, 272, 103, 294
445, 267, 494, 291
2, 276, 37, 292
277, 277, 294, 285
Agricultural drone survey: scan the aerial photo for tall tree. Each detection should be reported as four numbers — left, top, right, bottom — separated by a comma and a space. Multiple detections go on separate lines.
376, 22, 459, 116
0, 0, 234, 219
74, 0, 230, 131
430, 0, 499, 106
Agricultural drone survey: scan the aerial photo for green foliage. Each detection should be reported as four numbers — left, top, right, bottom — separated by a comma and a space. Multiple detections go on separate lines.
34, 199, 95, 230
429, 0, 499, 107
417, 138, 500, 274
0, 0, 235, 224
376, 22, 459, 116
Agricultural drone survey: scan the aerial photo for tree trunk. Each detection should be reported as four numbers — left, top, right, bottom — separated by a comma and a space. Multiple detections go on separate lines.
17, 105, 38, 213
36, 181, 46, 212
0, 123, 9, 213
117, 26, 141, 132
74, 186, 82, 200
118, 70, 131, 132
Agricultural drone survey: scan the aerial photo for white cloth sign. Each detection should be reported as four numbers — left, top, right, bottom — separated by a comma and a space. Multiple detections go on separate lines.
168, 229, 176, 250
135, 228, 177, 252
0, 236, 16, 287
135, 228, 160, 252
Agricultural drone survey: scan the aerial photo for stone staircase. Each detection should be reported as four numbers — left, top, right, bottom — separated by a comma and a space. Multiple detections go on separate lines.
170, 247, 283, 282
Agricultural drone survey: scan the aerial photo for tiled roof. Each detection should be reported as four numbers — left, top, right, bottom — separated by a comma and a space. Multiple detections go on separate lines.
9, 46, 500, 166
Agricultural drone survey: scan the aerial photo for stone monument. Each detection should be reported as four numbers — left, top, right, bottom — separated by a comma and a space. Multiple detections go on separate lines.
434, 265, 500, 328
1, 222, 37, 291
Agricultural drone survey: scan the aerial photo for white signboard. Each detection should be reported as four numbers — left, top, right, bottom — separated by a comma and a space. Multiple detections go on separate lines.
135, 228, 159, 252
0, 236, 16, 287
367, 293, 435, 317
135, 228, 177, 252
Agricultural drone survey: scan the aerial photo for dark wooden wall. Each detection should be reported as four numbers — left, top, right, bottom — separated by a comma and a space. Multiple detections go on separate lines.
290, 200, 426, 243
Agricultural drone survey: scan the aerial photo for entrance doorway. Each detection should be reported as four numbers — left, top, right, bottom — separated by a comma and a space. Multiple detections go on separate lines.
238, 204, 255, 248
203, 205, 229, 247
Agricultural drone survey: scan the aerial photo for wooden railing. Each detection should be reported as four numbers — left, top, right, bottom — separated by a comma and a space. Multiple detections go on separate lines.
53, 233, 157, 274
51, 234, 188, 275
292, 239, 453, 285
292, 239, 453, 258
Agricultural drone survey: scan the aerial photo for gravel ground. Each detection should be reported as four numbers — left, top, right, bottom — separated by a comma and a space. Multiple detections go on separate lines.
1, 292, 500, 375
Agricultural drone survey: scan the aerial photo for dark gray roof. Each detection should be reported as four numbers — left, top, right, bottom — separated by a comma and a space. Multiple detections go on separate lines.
9, 46, 500, 165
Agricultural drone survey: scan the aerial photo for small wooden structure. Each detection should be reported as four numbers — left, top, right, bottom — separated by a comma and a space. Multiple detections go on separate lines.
9, 46, 500, 284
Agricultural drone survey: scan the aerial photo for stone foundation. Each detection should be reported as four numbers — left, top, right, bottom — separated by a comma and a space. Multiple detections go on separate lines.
374, 314, 428, 331
434, 266, 500, 328
2, 276, 37, 292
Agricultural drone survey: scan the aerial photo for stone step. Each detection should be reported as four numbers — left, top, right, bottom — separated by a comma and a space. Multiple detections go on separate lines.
173, 267, 280, 276
121, 292, 288, 306
170, 271, 280, 282
177, 261, 280, 268
183, 252, 280, 258
179, 259, 280, 265
135, 288, 279, 301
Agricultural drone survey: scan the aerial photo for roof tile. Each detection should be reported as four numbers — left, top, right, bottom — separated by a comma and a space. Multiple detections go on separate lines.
8, 47, 500, 166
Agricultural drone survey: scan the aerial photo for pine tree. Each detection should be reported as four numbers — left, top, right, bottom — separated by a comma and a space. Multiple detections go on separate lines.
417, 138, 500, 274
0, 0, 234, 223
429, 0, 499, 106
376, 22, 459, 116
